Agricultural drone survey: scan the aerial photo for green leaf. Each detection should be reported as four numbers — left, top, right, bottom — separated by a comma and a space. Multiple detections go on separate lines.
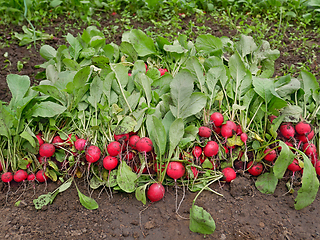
122, 29, 157, 57
33, 193, 53, 210
120, 41, 138, 62
300, 71, 320, 102
294, 151, 320, 210
87, 76, 103, 108
237, 35, 258, 58
57, 178, 73, 192
252, 77, 279, 104
135, 73, 152, 107
114, 116, 137, 135
164, 41, 186, 54
255, 172, 278, 194
20, 131, 36, 148
66, 33, 82, 60
148, 116, 167, 157
189, 204, 216, 235
135, 183, 149, 205
117, 161, 137, 193
273, 141, 296, 179
185, 56, 205, 92
40, 45, 57, 60
281, 105, 303, 122
195, 34, 223, 55
90, 176, 105, 189
76, 187, 99, 210
31, 102, 66, 118
102, 169, 118, 187
7, 74, 30, 107
168, 118, 184, 158
32, 85, 66, 105
179, 92, 207, 119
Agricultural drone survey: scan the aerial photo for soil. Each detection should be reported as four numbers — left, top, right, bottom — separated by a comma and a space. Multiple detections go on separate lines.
1, 14, 320, 240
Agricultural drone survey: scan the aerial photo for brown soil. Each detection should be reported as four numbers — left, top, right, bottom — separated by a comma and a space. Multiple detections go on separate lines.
1, 14, 320, 240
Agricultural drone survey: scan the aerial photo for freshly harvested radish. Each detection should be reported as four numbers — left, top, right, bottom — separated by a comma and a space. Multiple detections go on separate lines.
147, 183, 165, 202
129, 135, 140, 150
136, 137, 153, 153
295, 121, 311, 135
1, 172, 13, 183
263, 148, 277, 162
247, 161, 263, 176
52, 135, 64, 147
75, 138, 87, 151
107, 141, 122, 156
203, 141, 219, 157
36, 170, 48, 183
189, 166, 199, 179
192, 146, 202, 163
124, 151, 135, 161
279, 123, 295, 139
269, 115, 277, 123
221, 121, 237, 139
159, 68, 168, 76
114, 133, 129, 142
27, 173, 36, 181
39, 143, 55, 157
210, 112, 224, 127
303, 143, 317, 157
13, 169, 28, 182
167, 162, 185, 180
315, 161, 320, 176
36, 133, 44, 146
66, 133, 79, 145
213, 126, 221, 134
236, 125, 243, 135
85, 145, 101, 163
0, 162, 3, 172
198, 126, 212, 138
287, 159, 302, 172
240, 133, 248, 145
222, 167, 236, 182
103, 156, 118, 170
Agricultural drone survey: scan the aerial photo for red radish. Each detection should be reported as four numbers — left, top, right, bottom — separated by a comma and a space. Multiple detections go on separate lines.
36, 170, 48, 183
52, 135, 64, 146
269, 115, 277, 123
222, 167, 236, 182
240, 133, 248, 145
167, 162, 185, 180
75, 138, 87, 151
85, 145, 101, 163
278, 141, 294, 151
13, 169, 28, 182
263, 148, 277, 162
238, 151, 244, 160
204, 141, 219, 157
27, 173, 36, 181
128, 73, 132, 76
111, 11, 117, 16
236, 125, 243, 135
311, 155, 318, 165
37, 155, 45, 164
247, 161, 263, 176
199, 156, 206, 164
295, 121, 311, 135
114, 133, 129, 142
303, 143, 317, 157
210, 112, 224, 127
296, 130, 314, 143
198, 126, 212, 138
39, 143, 55, 157
279, 123, 295, 139
221, 121, 237, 139
129, 135, 140, 150
136, 137, 153, 153
145, 63, 148, 71
287, 159, 302, 172
223, 146, 229, 154
124, 151, 135, 161
103, 156, 118, 170
159, 68, 168, 76
213, 126, 221, 134
66, 133, 79, 145
1, 172, 13, 183
147, 183, 165, 202
189, 167, 199, 179
315, 161, 320, 176
107, 141, 122, 156
36, 134, 44, 146
192, 146, 202, 160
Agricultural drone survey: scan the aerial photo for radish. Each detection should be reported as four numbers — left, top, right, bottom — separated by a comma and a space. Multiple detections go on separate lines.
36, 170, 48, 183
136, 137, 153, 153
222, 167, 236, 182
221, 121, 237, 139
129, 135, 140, 150
147, 183, 165, 202
203, 141, 219, 157
85, 145, 101, 163
1, 172, 13, 183
75, 138, 87, 151
296, 130, 314, 144
124, 151, 135, 161
240, 133, 248, 145
66, 133, 79, 145
263, 148, 277, 162
13, 169, 28, 183
27, 173, 36, 181
210, 112, 224, 127
279, 123, 295, 139
128, 73, 132, 76
103, 156, 118, 170
247, 161, 263, 176
287, 159, 302, 172
159, 68, 168, 76
167, 162, 185, 180
315, 161, 320, 176
278, 141, 294, 151
37, 155, 45, 164
236, 125, 243, 135
189, 166, 199, 179
114, 133, 129, 142
52, 135, 64, 147
303, 143, 317, 157
295, 121, 311, 135
36, 134, 44, 146
198, 126, 212, 138
107, 141, 122, 156
213, 126, 221, 134
39, 143, 55, 157
269, 115, 277, 123
192, 146, 202, 163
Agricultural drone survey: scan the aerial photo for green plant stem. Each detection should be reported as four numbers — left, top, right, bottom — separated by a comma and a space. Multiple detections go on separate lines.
192, 176, 223, 205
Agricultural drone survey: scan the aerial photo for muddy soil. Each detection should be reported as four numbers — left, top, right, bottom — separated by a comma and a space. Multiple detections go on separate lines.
0, 14, 320, 240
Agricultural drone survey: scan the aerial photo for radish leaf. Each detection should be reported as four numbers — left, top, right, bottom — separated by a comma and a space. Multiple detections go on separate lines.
76, 188, 99, 210
135, 183, 149, 205
255, 171, 278, 194
273, 141, 295, 179
190, 204, 216, 235
117, 161, 137, 193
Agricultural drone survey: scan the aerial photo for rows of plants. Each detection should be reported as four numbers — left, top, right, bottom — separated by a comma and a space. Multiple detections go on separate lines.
1, 26, 320, 234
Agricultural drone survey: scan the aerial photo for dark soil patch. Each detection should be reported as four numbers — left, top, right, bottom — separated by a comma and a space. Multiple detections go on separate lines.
1, 14, 320, 240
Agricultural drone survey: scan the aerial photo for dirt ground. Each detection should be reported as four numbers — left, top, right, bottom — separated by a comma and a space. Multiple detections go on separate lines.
0, 14, 320, 240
